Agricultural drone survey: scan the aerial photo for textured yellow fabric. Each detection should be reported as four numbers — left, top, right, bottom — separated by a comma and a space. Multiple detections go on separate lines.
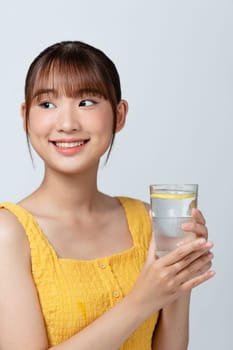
0, 197, 159, 349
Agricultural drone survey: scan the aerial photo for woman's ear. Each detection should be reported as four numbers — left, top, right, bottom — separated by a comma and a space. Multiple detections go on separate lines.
115, 99, 128, 133
21, 103, 27, 132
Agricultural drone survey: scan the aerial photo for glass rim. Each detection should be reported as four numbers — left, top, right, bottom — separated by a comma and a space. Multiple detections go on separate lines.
150, 184, 198, 193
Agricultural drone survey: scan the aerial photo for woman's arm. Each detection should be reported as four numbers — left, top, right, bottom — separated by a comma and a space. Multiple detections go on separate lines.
152, 292, 191, 350
0, 210, 214, 350
0, 210, 49, 349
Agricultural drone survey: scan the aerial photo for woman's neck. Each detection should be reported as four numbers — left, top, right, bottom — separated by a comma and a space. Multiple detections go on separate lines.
22, 166, 104, 217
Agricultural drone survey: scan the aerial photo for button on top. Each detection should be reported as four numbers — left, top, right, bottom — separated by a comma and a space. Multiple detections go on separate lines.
99, 263, 106, 269
113, 291, 120, 298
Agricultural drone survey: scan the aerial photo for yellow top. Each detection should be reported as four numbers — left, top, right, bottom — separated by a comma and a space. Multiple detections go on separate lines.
0, 197, 159, 349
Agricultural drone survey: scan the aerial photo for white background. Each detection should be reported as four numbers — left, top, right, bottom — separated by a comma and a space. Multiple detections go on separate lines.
0, 0, 232, 348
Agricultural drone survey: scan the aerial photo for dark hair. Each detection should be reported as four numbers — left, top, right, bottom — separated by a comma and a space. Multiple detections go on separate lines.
24, 41, 122, 161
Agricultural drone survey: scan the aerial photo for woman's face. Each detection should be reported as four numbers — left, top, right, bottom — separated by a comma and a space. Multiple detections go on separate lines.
22, 89, 127, 175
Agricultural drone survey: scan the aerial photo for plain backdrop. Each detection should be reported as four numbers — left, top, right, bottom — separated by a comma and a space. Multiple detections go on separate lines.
0, 0, 232, 348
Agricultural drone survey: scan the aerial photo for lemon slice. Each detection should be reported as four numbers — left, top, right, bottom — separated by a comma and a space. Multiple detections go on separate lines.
150, 193, 196, 199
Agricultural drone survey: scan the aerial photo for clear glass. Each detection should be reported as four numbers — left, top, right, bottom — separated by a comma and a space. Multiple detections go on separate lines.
150, 184, 198, 257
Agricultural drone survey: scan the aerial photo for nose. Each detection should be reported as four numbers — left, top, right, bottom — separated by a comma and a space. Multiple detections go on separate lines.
56, 103, 81, 133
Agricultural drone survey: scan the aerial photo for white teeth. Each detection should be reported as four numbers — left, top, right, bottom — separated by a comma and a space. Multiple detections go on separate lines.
55, 141, 84, 148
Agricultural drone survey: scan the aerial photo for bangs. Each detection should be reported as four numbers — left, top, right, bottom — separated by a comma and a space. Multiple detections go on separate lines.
30, 57, 111, 102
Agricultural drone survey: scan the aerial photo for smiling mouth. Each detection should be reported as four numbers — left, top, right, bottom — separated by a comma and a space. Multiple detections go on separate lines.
51, 140, 89, 148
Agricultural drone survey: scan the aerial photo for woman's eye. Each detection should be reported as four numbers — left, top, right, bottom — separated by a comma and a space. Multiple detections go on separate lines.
79, 99, 96, 107
39, 101, 55, 109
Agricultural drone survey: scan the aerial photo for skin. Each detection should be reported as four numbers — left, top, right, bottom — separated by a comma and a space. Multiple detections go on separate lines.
0, 91, 214, 350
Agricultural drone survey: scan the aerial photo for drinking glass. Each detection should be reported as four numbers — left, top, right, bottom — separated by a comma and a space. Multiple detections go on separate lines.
150, 184, 198, 257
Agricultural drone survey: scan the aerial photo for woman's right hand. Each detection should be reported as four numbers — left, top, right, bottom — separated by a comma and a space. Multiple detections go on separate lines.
129, 235, 214, 318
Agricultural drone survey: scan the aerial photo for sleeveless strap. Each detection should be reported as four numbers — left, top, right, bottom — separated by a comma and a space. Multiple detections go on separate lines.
0, 202, 57, 262
117, 197, 152, 248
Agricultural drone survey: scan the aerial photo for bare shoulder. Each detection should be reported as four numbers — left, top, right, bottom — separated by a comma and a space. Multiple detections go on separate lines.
0, 207, 26, 237
0, 208, 30, 263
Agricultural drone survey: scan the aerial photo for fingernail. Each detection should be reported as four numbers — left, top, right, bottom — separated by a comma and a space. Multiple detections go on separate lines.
206, 241, 214, 248
209, 270, 216, 277
197, 238, 206, 245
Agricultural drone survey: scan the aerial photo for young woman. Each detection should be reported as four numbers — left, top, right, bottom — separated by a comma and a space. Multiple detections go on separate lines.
0, 41, 214, 350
